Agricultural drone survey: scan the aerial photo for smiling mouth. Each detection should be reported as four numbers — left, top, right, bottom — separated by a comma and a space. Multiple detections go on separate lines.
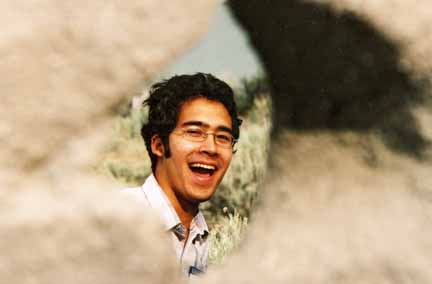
189, 162, 217, 176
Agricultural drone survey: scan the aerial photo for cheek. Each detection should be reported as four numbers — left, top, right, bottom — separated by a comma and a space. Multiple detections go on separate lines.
169, 141, 196, 166
221, 152, 233, 169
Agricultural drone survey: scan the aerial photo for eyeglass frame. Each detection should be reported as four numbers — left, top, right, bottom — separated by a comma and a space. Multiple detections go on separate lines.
171, 125, 238, 150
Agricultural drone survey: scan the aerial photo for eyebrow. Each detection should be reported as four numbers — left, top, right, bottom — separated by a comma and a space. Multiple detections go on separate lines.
181, 121, 233, 134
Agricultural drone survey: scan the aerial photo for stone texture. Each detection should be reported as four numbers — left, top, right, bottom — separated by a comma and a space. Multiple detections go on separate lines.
201, 131, 432, 283
0, 189, 182, 284
1, 0, 219, 189
4, 0, 432, 283
0, 1, 218, 282
229, 0, 432, 157
199, 1, 432, 283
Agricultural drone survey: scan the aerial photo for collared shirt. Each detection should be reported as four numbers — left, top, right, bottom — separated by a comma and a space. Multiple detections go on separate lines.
122, 174, 209, 276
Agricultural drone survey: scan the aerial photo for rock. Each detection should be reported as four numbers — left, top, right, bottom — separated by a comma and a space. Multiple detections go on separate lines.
0, 189, 182, 284
0, 0, 218, 189
200, 1, 432, 283
0, 1, 218, 282
229, 0, 432, 157
202, 132, 432, 283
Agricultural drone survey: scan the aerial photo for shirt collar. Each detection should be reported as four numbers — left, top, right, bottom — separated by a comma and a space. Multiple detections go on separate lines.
141, 174, 209, 236
191, 210, 209, 236
141, 174, 180, 231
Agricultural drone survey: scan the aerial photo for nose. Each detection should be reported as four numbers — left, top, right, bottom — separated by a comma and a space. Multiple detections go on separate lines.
199, 133, 217, 155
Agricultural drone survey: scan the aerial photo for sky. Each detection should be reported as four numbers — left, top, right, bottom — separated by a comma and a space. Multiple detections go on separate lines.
160, 3, 263, 80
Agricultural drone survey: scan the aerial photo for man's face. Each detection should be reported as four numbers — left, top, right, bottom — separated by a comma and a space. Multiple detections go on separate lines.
154, 97, 234, 206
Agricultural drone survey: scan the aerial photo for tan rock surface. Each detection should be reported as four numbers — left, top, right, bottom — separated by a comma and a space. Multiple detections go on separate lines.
0, 189, 182, 284
0, 1, 217, 282
200, 0, 432, 282
1, 0, 219, 189
200, 131, 432, 283
3, 0, 432, 283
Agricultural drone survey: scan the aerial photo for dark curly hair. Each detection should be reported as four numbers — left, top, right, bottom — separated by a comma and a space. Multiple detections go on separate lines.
141, 73, 242, 173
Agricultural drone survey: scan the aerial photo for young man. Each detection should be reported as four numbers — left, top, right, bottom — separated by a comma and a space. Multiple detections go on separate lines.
123, 73, 241, 276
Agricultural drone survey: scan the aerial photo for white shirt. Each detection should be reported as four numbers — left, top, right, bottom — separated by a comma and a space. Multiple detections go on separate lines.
122, 174, 209, 276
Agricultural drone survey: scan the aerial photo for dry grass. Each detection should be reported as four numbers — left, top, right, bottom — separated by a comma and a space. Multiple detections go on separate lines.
99, 76, 272, 264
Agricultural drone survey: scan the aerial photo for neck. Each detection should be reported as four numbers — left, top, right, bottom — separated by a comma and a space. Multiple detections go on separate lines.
154, 169, 198, 230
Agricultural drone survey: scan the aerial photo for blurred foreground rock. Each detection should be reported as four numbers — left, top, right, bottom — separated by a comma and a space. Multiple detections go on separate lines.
229, 0, 432, 157
0, 0, 217, 283
202, 132, 432, 283
1, 0, 218, 190
3, 0, 432, 283
0, 189, 181, 284
200, 0, 432, 283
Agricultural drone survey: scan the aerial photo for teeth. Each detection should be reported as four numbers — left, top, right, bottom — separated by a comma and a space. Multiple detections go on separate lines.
190, 163, 216, 170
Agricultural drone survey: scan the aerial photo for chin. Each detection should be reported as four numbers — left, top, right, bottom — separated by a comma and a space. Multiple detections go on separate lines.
189, 189, 216, 203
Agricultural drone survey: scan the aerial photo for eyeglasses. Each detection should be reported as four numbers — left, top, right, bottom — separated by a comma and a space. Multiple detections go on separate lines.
173, 126, 237, 149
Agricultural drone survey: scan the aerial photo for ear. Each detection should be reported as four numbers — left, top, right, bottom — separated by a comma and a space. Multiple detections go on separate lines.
150, 135, 165, 158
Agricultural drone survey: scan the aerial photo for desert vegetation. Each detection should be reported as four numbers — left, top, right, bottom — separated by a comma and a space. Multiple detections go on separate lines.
100, 74, 272, 264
